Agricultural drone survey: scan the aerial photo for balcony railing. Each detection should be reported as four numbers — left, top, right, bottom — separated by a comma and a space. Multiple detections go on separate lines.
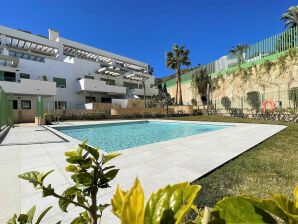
0, 78, 56, 96
77, 78, 126, 95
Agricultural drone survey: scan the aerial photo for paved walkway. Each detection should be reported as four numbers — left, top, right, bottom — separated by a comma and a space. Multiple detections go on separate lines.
0, 120, 286, 223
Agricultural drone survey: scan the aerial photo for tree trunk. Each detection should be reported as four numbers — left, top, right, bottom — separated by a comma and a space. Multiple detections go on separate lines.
177, 69, 183, 105
174, 74, 179, 105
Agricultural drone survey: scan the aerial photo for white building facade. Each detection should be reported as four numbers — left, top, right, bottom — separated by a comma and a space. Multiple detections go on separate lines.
0, 25, 157, 112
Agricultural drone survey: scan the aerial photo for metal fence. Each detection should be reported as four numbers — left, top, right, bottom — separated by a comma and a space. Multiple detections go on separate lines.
244, 26, 298, 61
210, 89, 298, 114
0, 87, 12, 129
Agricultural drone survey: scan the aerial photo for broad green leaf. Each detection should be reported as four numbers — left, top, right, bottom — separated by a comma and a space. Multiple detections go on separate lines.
70, 215, 88, 224
17, 214, 28, 223
121, 178, 145, 224
18, 171, 40, 187
98, 203, 110, 213
6, 214, 17, 224
81, 158, 92, 169
66, 156, 85, 164
42, 184, 55, 197
26, 206, 36, 223
103, 152, 121, 164
77, 192, 86, 204
72, 173, 93, 186
82, 144, 100, 160
270, 193, 298, 222
64, 186, 81, 196
37, 170, 54, 183
294, 184, 298, 208
65, 148, 83, 157
242, 196, 288, 221
59, 193, 75, 212
65, 165, 78, 172
112, 185, 128, 218
144, 182, 200, 224
103, 169, 119, 182
35, 206, 52, 224
214, 196, 272, 224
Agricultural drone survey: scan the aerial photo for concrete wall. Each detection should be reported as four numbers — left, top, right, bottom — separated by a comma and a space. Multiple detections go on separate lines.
111, 108, 174, 116
167, 54, 298, 109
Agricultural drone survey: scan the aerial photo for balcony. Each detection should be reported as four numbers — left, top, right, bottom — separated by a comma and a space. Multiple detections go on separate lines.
129, 87, 158, 97
77, 78, 126, 95
0, 78, 56, 96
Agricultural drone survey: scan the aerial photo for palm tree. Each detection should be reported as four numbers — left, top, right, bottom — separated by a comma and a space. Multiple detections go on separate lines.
166, 44, 191, 105
281, 6, 298, 29
229, 44, 249, 65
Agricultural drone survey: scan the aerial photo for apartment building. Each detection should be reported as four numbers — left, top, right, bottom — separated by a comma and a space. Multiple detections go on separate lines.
0, 25, 157, 112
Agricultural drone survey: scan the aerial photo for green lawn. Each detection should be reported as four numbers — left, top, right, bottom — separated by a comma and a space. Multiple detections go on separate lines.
168, 115, 298, 207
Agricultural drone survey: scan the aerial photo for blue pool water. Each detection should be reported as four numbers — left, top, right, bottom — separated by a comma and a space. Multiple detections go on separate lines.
55, 121, 230, 152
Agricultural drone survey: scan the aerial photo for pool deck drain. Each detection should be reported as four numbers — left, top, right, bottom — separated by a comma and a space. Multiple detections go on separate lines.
0, 120, 286, 223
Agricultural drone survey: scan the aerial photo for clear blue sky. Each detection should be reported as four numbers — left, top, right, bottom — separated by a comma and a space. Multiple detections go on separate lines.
0, 0, 296, 77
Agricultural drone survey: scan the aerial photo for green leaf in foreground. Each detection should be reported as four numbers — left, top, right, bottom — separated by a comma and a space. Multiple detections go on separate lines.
144, 182, 200, 224
213, 196, 276, 224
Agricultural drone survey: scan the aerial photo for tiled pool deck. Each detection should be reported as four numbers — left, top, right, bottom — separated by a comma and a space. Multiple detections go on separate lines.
0, 119, 286, 223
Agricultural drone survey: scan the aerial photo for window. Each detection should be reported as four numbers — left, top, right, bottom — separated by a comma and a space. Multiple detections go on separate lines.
86, 96, 96, 103
21, 100, 31, 109
55, 101, 67, 109
0, 71, 16, 82
20, 73, 30, 79
101, 97, 112, 103
84, 75, 94, 79
101, 78, 115, 85
13, 100, 18, 109
53, 77, 66, 88
123, 82, 138, 89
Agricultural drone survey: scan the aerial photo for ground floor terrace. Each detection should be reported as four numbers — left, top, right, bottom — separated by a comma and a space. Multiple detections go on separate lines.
0, 116, 296, 223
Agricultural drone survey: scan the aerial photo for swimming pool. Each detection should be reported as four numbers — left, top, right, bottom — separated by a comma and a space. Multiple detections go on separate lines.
55, 121, 230, 152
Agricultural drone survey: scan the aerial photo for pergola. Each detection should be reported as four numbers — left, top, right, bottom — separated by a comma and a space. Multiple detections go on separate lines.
1, 35, 59, 58
63, 45, 112, 63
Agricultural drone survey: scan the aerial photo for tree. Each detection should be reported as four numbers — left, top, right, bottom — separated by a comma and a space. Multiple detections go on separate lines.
148, 64, 154, 75
191, 67, 210, 104
289, 87, 298, 108
191, 98, 197, 108
281, 5, 298, 29
229, 44, 249, 65
221, 96, 231, 110
246, 91, 261, 112
166, 44, 191, 105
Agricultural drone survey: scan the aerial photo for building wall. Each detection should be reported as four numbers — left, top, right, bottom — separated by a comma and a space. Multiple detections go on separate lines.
0, 25, 156, 114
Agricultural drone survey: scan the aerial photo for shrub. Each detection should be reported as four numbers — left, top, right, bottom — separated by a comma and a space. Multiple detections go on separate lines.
111, 179, 298, 224
229, 108, 245, 118
289, 87, 298, 107
246, 91, 261, 111
221, 96, 231, 110
191, 98, 197, 107
14, 142, 120, 223
44, 112, 108, 124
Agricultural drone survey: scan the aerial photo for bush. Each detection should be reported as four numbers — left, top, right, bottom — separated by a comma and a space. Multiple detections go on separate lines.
229, 108, 246, 118
289, 87, 298, 107
192, 109, 203, 116
221, 96, 231, 110
246, 91, 261, 111
44, 112, 108, 124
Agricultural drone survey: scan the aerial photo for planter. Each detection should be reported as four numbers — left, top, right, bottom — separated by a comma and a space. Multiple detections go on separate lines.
35, 117, 45, 125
